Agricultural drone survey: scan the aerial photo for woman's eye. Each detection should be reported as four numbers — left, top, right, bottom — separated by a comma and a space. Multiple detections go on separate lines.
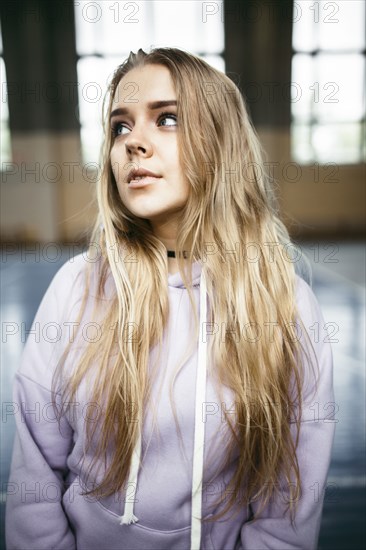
158, 114, 177, 127
112, 122, 130, 137
111, 113, 177, 137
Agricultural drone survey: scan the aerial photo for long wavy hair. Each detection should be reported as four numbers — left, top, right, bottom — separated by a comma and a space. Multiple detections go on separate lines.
53, 47, 316, 524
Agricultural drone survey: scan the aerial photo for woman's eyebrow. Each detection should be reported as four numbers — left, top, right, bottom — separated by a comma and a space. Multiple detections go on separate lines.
110, 100, 177, 120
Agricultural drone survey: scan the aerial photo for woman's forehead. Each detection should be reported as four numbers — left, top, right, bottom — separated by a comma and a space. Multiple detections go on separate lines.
113, 64, 176, 107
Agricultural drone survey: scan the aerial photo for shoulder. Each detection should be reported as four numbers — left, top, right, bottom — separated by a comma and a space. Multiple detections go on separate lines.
293, 273, 330, 350
295, 274, 316, 306
294, 274, 326, 327
16, 252, 107, 385
293, 276, 335, 410
49, 252, 91, 291
46, 251, 107, 308
25, 252, 108, 337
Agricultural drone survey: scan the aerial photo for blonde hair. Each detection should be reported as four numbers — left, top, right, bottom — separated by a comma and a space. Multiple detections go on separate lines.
53, 47, 316, 524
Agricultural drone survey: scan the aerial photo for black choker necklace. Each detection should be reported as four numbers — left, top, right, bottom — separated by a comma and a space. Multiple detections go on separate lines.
167, 250, 188, 259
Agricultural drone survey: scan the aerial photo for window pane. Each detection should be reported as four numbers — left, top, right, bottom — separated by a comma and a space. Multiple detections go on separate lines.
314, 54, 365, 122
293, 0, 365, 52
77, 56, 126, 126
0, 121, 11, 163
292, 1, 365, 164
291, 123, 313, 164
313, 122, 363, 164
292, 122, 365, 165
201, 54, 225, 73
318, 0, 365, 51
75, 1, 155, 55
0, 57, 8, 119
80, 123, 103, 165
74, 1, 102, 55
0, 55, 11, 163
75, 1, 224, 56
292, 0, 318, 52
291, 54, 315, 122
152, 1, 223, 54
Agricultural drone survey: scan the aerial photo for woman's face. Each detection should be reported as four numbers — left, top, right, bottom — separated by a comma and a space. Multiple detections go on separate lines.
110, 64, 190, 231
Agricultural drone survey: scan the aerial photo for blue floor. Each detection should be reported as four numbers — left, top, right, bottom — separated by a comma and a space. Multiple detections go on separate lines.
1, 242, 365, 549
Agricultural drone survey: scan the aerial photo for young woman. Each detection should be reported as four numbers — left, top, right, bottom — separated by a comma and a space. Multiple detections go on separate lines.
6, 47, 335, 550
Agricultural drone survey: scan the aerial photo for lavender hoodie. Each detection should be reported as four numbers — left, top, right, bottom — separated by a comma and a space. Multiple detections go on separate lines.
5, 253, 335, 549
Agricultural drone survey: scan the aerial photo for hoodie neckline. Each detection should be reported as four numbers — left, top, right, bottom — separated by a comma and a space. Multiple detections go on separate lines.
167, 260, 202, 289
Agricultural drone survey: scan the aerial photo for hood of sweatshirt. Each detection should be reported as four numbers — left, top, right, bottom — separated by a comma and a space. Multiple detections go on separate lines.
120, 259, 207, 550
167, 260, 203, 289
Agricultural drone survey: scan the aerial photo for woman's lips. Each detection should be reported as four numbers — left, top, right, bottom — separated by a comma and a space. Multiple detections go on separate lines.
128, 176, 161, 189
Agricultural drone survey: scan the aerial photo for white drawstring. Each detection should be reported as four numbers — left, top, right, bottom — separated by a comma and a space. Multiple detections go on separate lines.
190, 267, 208, 550
119, 430, 142, 525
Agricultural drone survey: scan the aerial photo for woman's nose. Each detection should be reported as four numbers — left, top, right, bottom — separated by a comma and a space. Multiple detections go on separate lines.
125, 126, 152, 157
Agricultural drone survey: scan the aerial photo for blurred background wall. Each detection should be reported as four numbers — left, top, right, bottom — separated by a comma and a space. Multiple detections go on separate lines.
0, 0, 365, 243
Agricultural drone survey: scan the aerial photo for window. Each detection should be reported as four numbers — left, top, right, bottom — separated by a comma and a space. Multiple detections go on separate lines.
74, 0, 225, 164
0, 20, 12, 163
291, 0, 365, 164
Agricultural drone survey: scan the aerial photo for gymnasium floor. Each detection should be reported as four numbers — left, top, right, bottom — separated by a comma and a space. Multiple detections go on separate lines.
1, 241, 365, 549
